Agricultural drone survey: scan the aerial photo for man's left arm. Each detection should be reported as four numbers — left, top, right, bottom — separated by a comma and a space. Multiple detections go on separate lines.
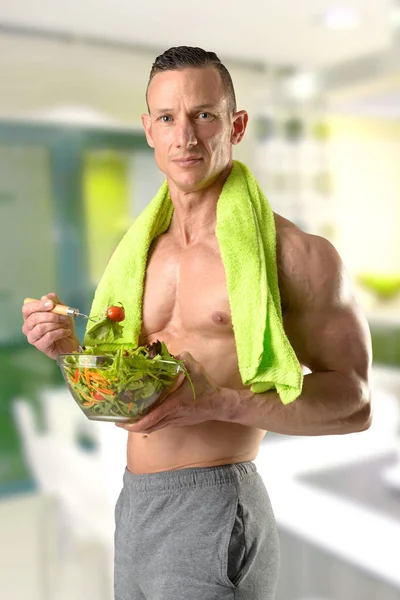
220, 234, 372, 435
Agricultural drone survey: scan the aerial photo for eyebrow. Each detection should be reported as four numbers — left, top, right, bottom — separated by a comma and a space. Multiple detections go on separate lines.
153, 104, 219, 115
192, 104, 219, 111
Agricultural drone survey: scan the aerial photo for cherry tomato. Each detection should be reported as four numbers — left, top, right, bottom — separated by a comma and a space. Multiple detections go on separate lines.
106, 305, 125, 322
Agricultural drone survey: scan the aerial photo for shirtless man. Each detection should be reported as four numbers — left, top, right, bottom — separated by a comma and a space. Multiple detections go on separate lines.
22, 47, 372, 600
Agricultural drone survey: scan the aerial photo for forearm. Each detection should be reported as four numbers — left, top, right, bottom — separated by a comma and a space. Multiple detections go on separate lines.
219, 371, 371, 436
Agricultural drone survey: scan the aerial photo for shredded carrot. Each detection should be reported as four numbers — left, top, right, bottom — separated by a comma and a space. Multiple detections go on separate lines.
95, 387, 115, 395
127, 402, 133, 413
74, 369, 80, 383
84, 368, 91, 388
89, 373, 108, 383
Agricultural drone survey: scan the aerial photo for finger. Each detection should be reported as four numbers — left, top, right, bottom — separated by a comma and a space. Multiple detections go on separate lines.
43, 292, 64, 305
175, 351, 203, 375
34, 328, 72, 353
23, 296, 58, 319
175, 350, 194, 363
22, 312, 70, 336
115, 419, 153, 432
42, 294, 75, 328
116, 414, 172, 434
22, 298, 47, 319
27, 323, 72, 346
115, 422, 141, 432
27, 320, 69, 343
122, 413, 162, 433
121, 400, 174, 432
144, 413, 183, 433
31, 311, 70, 327
135, 416, 173, 433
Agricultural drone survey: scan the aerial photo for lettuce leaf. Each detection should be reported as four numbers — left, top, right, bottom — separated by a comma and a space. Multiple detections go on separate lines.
86, 316, 124, 343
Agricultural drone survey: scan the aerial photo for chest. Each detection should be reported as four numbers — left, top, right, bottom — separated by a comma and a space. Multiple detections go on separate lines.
141, 235, 232, 337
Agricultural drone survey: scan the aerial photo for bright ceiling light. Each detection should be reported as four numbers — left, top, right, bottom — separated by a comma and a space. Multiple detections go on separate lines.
321, 6, 361, 30
286, 72, 319, 101
391, 6, 400, 28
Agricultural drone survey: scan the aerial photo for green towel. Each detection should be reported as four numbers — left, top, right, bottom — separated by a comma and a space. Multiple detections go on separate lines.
84, 160, 303, 404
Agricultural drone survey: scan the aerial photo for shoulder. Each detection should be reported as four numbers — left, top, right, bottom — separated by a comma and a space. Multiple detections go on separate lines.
273, 213, 348, 312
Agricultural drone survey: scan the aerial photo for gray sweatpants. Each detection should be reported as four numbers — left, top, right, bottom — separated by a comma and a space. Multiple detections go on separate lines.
114, 461, 280, 600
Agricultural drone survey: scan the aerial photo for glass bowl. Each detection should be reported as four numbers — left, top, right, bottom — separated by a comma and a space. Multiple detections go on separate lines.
57, 352, 182, 423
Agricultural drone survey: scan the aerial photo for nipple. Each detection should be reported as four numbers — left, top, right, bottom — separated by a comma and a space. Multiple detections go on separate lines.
212, 311, 229, 325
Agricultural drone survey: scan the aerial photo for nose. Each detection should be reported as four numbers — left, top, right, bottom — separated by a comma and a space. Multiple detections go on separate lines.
175, 116, 197, 149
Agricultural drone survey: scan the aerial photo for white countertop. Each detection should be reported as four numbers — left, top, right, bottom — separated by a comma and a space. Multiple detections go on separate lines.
255, 392, 400, 589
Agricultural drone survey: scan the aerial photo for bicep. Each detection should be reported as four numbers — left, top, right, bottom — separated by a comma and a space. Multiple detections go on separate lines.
283, 303, 372, 381
280, 233, 372, 381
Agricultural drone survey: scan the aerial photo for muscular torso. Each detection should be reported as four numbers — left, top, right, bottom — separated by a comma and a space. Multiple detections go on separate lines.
127, 214, 293, 474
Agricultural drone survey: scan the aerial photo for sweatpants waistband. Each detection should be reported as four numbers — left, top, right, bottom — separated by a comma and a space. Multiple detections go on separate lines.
123, 461, 257, 494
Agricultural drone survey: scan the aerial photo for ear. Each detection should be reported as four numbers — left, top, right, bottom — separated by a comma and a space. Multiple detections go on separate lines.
231, 110, 248, 145
141, 113, 155, 148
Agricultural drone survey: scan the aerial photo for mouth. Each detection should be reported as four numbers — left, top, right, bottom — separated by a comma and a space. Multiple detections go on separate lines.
173, 157, 203, 167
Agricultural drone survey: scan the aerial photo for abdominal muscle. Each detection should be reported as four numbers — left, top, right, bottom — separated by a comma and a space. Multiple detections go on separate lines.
126, 331, 267, 474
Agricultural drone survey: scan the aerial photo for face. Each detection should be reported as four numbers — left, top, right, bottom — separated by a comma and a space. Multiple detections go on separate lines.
142, 67, 248, 193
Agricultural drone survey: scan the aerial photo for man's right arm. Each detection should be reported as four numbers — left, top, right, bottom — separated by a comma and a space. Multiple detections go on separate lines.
22, 293, 80, 360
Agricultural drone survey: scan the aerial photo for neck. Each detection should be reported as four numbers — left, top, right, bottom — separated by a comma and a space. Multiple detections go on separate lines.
167, 163, 232, 245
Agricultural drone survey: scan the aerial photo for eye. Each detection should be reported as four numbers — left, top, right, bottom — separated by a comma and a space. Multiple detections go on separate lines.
198, 112, 212, 120
159, 115, 172, 123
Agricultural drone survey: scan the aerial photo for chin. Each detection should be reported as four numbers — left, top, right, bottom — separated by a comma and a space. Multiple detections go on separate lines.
170, 165, 209, 192
175, 178, 204, 193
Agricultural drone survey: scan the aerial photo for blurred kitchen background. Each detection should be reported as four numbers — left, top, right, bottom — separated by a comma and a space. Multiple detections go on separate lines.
1, 1, 400, 599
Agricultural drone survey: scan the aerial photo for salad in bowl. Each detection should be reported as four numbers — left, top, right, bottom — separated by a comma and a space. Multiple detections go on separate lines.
57, 302, 193, 423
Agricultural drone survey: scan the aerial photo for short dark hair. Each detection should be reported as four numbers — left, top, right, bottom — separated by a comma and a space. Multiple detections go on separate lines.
146, 46, 237, 113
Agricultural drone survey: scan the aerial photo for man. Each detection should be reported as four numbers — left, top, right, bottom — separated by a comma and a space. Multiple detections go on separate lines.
22, 47, 372, 600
